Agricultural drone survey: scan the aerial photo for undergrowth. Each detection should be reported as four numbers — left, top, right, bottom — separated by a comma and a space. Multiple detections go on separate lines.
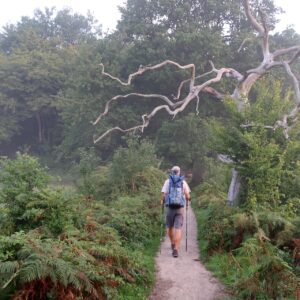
0, 152, 163, 299
194, 180, 300, 300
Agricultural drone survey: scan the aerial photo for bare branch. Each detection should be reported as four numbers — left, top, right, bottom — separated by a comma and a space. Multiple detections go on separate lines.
258, 9, 270, 34
218, 154, 233, 164
174, 69, 215, 100
92, 93, 177, 126
100, 60, 196, 86
242, 0, 265, 36
202, 87, 225, 99
94, 92, 198, 144
173, 60, 243, 100
283, 62, 300, 104
238, 37, 254, 52
93, 126, 143, 144
195, 94, 200, 115
270, 61, 300, 138
93, 64, 239, 143
273, 46, 300, 59
194, 67, 242, 92
288, 50, 300, 65
227, 169, 241, 205
242, 0, 270, 58
240, 123, 274, 129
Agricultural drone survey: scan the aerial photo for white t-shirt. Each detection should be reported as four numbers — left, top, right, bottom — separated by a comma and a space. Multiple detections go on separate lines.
161, 179, 191, 194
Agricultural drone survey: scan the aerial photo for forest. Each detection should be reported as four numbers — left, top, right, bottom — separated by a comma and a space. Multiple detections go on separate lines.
0, 0, 300, 299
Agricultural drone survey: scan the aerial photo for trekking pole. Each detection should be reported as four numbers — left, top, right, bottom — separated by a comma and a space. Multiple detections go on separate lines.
186, 199, 188, 252
160, 201, 164, 254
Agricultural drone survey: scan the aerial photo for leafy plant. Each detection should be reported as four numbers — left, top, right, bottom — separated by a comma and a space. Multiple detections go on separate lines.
235, 236, 299, 299
0, 153, 50, 231
109, 137, 159, 194
0, 154, 163, 299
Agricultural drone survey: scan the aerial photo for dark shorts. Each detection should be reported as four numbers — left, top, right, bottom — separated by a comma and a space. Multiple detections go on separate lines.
165, 207, 184, 229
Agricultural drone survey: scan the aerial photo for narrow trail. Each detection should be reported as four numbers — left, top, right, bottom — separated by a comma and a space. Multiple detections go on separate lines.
149, 206, 227, 300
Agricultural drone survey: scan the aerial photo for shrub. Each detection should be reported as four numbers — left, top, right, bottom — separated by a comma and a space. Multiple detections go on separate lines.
195, 180, 300, 299
0, 226, 140, 300
0, 153, 50, 231
72, 147, 101, 197
109, 138, 159, 194
0, 153, 163, 300
106, 195, 161, 248
235, 236, 299, 299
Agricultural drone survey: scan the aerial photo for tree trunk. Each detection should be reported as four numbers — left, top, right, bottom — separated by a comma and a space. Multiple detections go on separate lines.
36, 112, 43, 143
190, 160, 206, 188
227, 169, 241, 206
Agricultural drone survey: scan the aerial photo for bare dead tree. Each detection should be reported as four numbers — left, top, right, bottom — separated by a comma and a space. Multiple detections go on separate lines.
93, 0, 300, 204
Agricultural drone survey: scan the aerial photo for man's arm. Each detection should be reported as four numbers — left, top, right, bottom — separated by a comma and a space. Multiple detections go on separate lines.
185, 191, 191, 201
161, 193, 165, 206
183, 181, 191, 201
161, 179, 168, 205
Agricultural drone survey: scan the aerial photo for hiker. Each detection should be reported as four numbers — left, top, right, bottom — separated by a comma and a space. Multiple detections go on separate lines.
161, 166, 191, 257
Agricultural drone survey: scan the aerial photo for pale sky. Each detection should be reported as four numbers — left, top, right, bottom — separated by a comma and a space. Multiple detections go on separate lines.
0, 0, 125, 32
0, 0, 299, 34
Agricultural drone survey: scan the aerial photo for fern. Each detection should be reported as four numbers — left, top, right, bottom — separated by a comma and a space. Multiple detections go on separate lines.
235, 236, 299, 298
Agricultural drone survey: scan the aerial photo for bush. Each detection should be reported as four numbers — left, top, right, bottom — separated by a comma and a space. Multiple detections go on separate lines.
0, 153, 50, 231
0, 226, 140, 300
106, 195, 161, 248
109, 138, 159, 194
72, 147, 101, 197
0, 154, 162, 299
195, 181, 300, 299
235, 236, 299, 299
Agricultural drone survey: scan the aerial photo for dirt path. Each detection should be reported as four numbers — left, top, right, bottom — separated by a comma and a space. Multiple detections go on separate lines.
149, 206, 227, 300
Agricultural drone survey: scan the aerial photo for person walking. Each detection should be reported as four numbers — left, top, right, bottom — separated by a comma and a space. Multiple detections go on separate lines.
161, 166, 191, 257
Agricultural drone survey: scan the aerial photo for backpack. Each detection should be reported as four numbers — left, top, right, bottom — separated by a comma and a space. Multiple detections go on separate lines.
165, 174, 186, 208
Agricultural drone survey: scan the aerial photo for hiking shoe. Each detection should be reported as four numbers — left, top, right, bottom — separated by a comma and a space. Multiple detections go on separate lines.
172, 249, 178, 258
171, 244, 175, 251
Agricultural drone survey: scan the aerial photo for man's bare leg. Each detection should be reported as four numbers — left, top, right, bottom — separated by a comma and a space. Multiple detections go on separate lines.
174, 228, 182, 250
167, 227, 175, 247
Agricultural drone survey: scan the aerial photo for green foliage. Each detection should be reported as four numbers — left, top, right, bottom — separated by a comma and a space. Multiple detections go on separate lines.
156, 114, 210, 170
74, 165, 113, 202
210, 79, 299, 209
0, 228, 136, 299
195, 174, 300, 299
280, 140, 300, 209
245, 78, 293, 125
72, 147, 101, 197
239, 128, 283, 208
193, 158, 230, 208
106, 195, 160, 248
235, 237, 299, 299
198, 201, 242, 253
0, 8, 100, 156
109, 137, 160, 194
0, 154, 162, 299
194, 88, 300, 299
0, 153, 77, 236
0, 153, 49, 230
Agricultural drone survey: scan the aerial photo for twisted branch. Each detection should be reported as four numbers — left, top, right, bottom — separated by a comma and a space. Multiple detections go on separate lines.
92, 93, 177, 126
93, 62, 239, 143
100, 60, 196, 86
93, 0, 300, 143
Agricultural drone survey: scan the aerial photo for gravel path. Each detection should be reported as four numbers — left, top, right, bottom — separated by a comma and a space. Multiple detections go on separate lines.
149, 205, 227, 300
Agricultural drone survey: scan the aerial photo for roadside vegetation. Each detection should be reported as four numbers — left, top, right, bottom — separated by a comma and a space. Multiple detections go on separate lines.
0, 140, 165, 300
193, 82, 300, 299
